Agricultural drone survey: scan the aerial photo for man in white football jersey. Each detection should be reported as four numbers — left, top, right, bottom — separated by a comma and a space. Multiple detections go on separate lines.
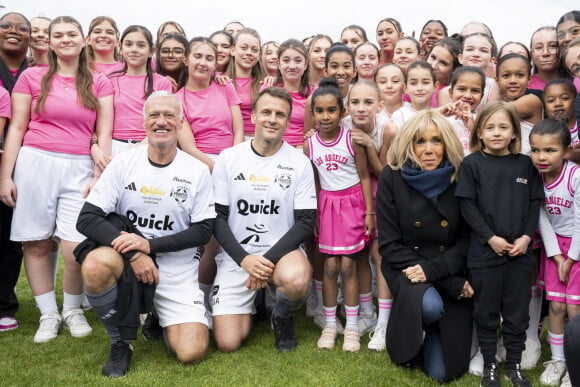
75, 91, 215, 377
212, 87, 316, 352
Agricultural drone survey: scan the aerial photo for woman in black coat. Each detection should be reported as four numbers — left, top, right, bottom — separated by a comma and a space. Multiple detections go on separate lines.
376, 110, 473, 382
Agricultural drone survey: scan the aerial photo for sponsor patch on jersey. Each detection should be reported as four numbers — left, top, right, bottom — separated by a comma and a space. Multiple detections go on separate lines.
240, 224, 268, 244
237, 199, 280, 216
249, 174, 271, 183
140, 186, 165, 195
515, 178, 528, 185
172, 176, 192, 185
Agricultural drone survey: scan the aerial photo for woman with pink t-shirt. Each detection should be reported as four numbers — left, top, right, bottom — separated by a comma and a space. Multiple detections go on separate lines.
86, 16, 123, 75
529, 27, 565, 92
225, 28, 265, 138
177, 36, 243, 169
108, 25, 172, 156
0, 16, 113, 344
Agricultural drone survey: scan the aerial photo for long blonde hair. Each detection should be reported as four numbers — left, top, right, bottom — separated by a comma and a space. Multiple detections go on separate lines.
387, 110, 464, 182
470, 101, 521, 154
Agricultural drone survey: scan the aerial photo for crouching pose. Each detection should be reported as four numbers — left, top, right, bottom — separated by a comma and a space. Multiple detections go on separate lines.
76, 91, 215, 377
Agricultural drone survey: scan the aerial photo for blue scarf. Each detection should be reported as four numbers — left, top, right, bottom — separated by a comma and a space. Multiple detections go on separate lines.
401, 159, 454, 199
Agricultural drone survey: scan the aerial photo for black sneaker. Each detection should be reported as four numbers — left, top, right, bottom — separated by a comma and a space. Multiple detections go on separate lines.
480, 363, 500, 387
271, 313, 297, 352
102, 341, 133, 378
142, 309, 162, 341
505, 363, 532, 387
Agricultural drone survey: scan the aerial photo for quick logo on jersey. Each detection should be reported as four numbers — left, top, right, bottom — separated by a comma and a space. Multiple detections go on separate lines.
127, 210, 174, 230
234, 173, 246, 181
237, 199, 280, 215
124, 182, 137, 191
140, 186, 165, 195
516, 178, 528, 185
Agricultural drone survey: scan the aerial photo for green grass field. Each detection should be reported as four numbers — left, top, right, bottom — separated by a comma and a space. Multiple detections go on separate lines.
1, 265, 549, 386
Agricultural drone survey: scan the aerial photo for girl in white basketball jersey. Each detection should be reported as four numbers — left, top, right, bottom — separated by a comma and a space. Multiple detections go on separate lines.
305, 77, 374, 352
530, 119, 580, 386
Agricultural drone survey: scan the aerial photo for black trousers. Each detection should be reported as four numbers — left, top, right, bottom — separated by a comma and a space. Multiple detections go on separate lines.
564, 314, 580, 386
0, 203, 22, 318
470, 257, 533, 365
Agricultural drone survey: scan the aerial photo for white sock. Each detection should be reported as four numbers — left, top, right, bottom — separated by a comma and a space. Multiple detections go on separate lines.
526, 286, 542, 343
62, 292, 83, 312
359, 292, 373, 315
377, 298, 392, 326
323, 305, 337, 326
315, 280, 324, 309
345, 305, 359, 330
548, 331, 565, 361
35, 291, 58, 315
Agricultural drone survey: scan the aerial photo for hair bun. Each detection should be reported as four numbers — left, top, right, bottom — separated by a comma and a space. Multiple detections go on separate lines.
318, 77, 339, 88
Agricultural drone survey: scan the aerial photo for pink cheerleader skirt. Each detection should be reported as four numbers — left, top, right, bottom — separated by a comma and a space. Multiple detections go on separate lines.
318, 184, 368, 256
538, 235, 580, 305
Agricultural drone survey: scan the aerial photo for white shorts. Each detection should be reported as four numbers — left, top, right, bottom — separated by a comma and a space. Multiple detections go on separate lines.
211, 265, 257, 316
154, 264, 207, 327
112, 139, 144, 157
11, 146, 93, 243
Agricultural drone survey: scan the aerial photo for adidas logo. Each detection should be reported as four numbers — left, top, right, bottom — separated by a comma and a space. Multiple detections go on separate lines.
124, 182, 137, 191
234, 173, 246, 181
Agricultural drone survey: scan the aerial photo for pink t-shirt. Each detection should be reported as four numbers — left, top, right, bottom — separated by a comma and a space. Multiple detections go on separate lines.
528, 74, 547, 91
177, 82, 241, 155
0, 86, 11, 119
110, 73, 172, 140
93, 62, 125, 75
574, 77, 580, 93
284, 91, 307, 146
234, 77, 255, 135
14, 66, 114, 155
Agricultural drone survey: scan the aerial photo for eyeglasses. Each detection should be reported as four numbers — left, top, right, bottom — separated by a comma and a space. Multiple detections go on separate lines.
0, 22, 30, 33
160, 47, 185, 56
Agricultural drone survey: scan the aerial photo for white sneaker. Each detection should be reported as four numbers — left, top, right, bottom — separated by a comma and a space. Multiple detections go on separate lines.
313, 310, 344, 334
62, 309, 92, 338
34, 312, 62, 343
358, 312, 377, 336
560, 371, 571, 387
469, 348, 484, 376
540, 360, 567, 386
521, 338, 541, 370
367, 324, 386, 351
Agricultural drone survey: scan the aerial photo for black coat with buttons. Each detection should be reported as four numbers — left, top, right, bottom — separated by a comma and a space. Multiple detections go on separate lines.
377, 166, 472, 382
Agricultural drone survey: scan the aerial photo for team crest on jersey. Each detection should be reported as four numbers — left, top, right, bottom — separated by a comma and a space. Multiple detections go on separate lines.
275, 173, 292, 190
170, 185, 189, 204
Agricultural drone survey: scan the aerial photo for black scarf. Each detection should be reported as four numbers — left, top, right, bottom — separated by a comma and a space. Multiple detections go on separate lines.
401, 159, 454, 199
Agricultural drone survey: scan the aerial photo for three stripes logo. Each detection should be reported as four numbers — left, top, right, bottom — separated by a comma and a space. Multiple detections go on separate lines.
234, 173, 246, 181
124, 182, 137, 191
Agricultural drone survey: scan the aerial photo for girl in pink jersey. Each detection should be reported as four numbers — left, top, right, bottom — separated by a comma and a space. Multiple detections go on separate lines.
345, 80, 396, 350
86, 16, 123, 75
210, 31, 233, 75
226, 28, 265, 138
307, 34, 332, 88
496, 53, 543, 154
274, 39, 310, 147
426, 37, 462, 107
261, 41, 279, 78
305, 77, 374, 352
108, 25, 172, 156
177, 36, 243, 169
0, 16, 113, 344
529, 27, 564, 92
376, 18, 403, 65
530, 119, 580, 386
29, 17, 50, 66
375, 64, 407, 119
155, 34, 188, 92
354, 42, 380, 81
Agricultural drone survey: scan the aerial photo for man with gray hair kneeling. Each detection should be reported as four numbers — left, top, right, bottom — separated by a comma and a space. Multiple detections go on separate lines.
75, 91, 215, 377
